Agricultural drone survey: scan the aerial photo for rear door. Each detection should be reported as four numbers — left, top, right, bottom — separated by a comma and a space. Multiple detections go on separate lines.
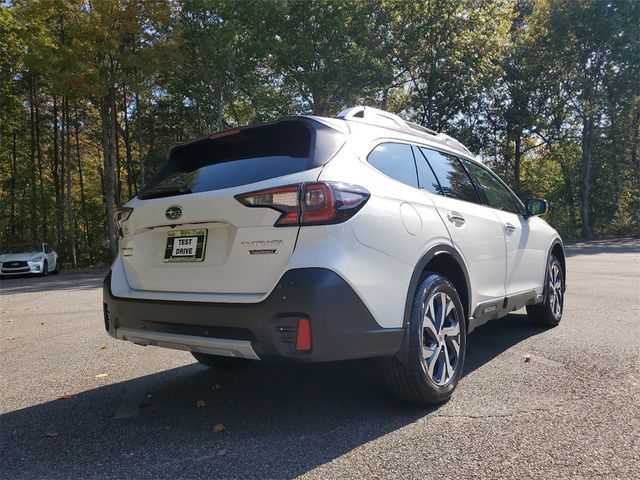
417, 147, 507, 308
118, 119, 344, 295
460, 159, 547, 296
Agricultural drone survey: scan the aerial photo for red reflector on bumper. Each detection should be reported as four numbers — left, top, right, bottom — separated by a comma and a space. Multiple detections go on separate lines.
295, 318, 312, 351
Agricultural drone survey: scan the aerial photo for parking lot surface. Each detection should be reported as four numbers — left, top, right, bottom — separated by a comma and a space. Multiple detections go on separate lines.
1, 238, 639, 479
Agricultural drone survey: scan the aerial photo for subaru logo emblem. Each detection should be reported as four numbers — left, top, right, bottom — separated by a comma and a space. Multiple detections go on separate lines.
165, 206, 182, 220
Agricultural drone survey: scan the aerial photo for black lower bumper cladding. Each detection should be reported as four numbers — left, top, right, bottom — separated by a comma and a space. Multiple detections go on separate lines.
103, 268, 403, 362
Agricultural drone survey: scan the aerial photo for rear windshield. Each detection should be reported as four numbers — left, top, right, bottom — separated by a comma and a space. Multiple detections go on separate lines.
140, 119, 342, 199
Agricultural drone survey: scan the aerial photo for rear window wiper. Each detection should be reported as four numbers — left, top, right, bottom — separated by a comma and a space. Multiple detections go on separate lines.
139, 182, 192, 200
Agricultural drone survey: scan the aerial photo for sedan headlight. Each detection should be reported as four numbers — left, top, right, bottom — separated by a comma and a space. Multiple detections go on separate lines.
29, 255, 44, 262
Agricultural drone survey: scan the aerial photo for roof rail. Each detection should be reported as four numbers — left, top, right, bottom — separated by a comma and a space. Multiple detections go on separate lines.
337, 106, 407, 130
336, 106, 472, 156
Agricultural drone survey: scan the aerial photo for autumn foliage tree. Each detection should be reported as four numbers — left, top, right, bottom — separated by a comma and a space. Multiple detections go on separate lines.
0, 0, 638, 266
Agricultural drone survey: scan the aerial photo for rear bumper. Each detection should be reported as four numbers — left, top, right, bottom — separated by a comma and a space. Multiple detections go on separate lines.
103, 268, 404, 362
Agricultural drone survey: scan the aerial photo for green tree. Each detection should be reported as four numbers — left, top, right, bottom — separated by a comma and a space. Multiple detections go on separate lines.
385, 0, 512, 132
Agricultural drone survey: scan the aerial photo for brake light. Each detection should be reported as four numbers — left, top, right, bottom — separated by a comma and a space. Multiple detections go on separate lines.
302, 182, 336, 223
235, 182, 369, 227
208, 128, 241, 140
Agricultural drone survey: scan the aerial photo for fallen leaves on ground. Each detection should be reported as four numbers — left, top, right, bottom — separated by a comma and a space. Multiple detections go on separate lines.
94, 373, 108, 378
100, 343, 111, 350
196, 400, 206, 408
212, 423, 225, 433
523, 354, 531, 363
60, 392, 73, 399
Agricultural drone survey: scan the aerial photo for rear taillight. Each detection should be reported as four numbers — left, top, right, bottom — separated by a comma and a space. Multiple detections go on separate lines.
116, 207, 134, 237
235, 182, 369, 227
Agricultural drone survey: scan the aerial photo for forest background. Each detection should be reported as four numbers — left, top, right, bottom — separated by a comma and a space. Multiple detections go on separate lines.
1, 0, 638, 266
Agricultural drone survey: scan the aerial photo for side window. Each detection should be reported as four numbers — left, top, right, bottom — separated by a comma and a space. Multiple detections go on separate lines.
462, 160, 523, 215
413, 146, 442, 194
419, 147, 480, 204
367, 143, 418, 188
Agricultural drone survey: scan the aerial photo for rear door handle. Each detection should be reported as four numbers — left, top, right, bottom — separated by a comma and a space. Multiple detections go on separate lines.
447, 212, 466, 225
504, 223, 516, 233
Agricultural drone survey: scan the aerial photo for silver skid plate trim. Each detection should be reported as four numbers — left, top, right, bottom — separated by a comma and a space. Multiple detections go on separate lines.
116, 327, 260, 360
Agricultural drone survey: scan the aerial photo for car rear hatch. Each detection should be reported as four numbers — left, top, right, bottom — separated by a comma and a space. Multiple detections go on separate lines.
118, 118, 346, 296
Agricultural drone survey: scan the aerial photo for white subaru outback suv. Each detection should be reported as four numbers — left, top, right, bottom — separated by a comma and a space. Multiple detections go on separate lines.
104, 106, 565, 405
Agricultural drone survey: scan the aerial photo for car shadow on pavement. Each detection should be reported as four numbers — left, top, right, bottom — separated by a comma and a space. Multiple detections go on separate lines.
0, 312, 545, 479
464, 312, 548, 376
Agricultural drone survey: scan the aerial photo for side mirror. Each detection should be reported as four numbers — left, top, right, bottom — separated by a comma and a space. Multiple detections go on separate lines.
525, 198, 548, 217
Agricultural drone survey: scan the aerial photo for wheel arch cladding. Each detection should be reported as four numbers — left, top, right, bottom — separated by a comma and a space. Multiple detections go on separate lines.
421, 252, 471, 321
550, 241, 566, 287
396, 245, 471, 363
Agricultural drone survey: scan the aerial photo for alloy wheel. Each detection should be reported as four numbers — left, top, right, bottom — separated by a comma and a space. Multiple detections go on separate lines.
548, 263, 563, 319
420, 291, 461, 386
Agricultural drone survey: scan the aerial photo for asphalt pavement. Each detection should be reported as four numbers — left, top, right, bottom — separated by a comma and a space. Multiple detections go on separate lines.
1, 238, 639, 479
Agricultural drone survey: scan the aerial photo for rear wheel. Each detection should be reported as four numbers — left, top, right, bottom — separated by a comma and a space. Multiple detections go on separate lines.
526, 255, 564, 327
381, 273, 466, 406
192, 352, 253, 369
53, 260, 60, 274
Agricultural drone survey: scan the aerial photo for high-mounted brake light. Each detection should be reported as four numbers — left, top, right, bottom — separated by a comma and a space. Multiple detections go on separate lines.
208, 128, 241, 140
235, 182, 369, 227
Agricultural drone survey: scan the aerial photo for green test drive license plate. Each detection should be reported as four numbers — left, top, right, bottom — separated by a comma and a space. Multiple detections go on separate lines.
164, 229, 208, 262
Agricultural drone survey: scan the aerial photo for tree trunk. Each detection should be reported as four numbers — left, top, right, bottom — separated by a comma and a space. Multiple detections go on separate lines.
75, 104, 93, 266
514, 133, 522, 194
100, 89, 118, 259
61, 96, 66, 239
503, 131, 512, 181
10, 132, 17, 237
34, 81, 47, 241
64, 96, 77, 268
558, 160, 577, 234
580, 115, 593, 238
122, 86, 134, 198
135, 91, 145, 188
632, 105, 640, 191
52, 95, 62, 248
28, 76, 39, 240
112, 89, 122, 207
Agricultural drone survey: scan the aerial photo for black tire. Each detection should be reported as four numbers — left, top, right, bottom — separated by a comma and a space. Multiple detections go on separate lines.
53, 260, 60, 274
41, 260, 48, 277
381, 273, 467, 406
192, 352, 253, 369
526, 255, 564, 327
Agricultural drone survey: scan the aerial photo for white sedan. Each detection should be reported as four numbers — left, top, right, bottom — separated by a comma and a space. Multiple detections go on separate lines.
0, 243, 60, 278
